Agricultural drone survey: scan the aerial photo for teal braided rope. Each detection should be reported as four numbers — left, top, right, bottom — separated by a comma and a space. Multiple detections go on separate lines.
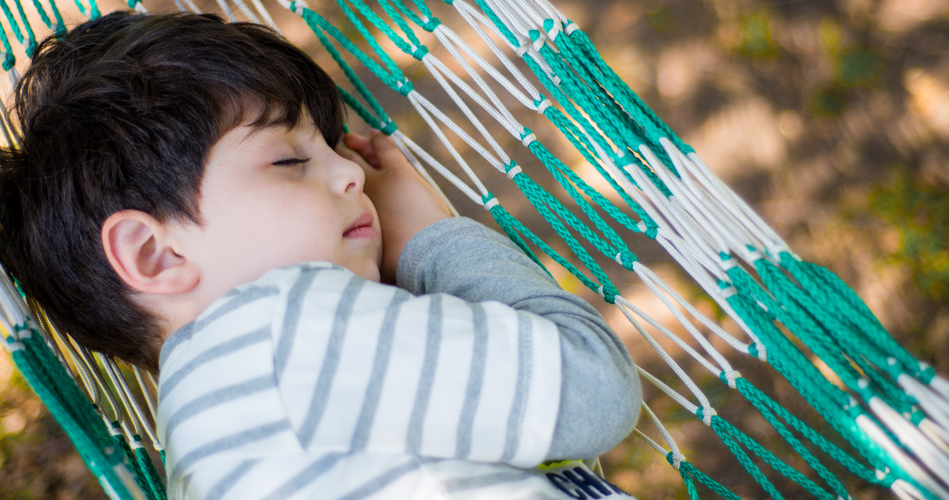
134, 437, 167, 500
671, 457, 743, 500
112, 427, 157, 500
0, 0, 25, 51
16, 326, 113, 444
71, 0, 98, 18
482, 193, 551, 277
533, 40, 645, 158
526, 139, 641, 268
529, 140, 636, 258
522, 52, 627, 173
756, 256, 896, 378
728, 263, 867, 399
339, 86, 385, 130
722, 287, 892, 473
18, 322, 159, 499
536, 39, 675, 199
701, 408, 786, 500
0, 21, 16, 72
538, 29, 649, 153
8, 0, 36, 55
468, 0, 518, 47
542, 105, 656, 232
712, 414, 839, 500
26, 0, 52, 32
780, 253, 924, 381
531, 127, 654, 235
335, 0, 413, 76
296, 5, 393, 126
296, 4, 404, 94
735, 377, 852, 498
736, 377, 879, 484
554, 23, 691, 156
753, 258, 911, 412
668, 453, 700, 500
509, 170, 619, 301
44, 0, 66, 35
534, 33, 678, 195
376, 0, 424, 50
486, 197, 600, 293
7, 331, 142, 499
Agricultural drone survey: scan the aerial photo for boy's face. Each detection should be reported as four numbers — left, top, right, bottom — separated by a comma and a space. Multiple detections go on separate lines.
180, 116, 382, 297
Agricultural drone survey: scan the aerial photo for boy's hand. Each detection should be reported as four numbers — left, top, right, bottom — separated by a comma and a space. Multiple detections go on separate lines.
336, 130, 452, 284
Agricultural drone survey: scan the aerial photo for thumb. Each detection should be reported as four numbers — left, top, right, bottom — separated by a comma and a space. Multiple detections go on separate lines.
370, 131, 404, 169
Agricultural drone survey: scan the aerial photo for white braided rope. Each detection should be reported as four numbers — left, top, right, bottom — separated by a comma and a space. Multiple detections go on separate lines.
390, 128, 483, 205
857, 413, 949, 499
633, 402, 686, 469
451, 0, 544, 105
633, 261, 745, 365
615, 297, 712, 409
633, 262, 748, 356
403, 89, 495, 190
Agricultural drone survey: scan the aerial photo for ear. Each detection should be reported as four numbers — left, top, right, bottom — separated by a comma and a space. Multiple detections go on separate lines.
101, 210, 199, 295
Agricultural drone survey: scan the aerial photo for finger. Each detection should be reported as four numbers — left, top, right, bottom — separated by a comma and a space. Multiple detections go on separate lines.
369, 130, 408, 171
343, 132, 380, 168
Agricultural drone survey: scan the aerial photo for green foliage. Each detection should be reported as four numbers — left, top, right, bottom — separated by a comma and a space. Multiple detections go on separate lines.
811, 19, 884, 116
870, 176, 949, 301
738, 10, 777, 58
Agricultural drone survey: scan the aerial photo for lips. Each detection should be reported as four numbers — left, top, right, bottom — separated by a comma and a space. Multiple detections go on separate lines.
343, 212, 378, 239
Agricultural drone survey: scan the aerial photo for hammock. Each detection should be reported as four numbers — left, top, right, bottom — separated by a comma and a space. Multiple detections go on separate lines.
0, 0, 947, 498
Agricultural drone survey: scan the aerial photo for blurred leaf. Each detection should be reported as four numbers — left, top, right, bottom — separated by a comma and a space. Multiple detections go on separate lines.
819, 18, 844, 52
648, 7, 672, 32
871, 176, 949, 301
835, 47, 884, 88
739, 10, 777, 58
811, 85, 849, 116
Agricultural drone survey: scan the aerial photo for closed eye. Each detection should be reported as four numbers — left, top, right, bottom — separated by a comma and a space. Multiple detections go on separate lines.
272, 157, 311, 166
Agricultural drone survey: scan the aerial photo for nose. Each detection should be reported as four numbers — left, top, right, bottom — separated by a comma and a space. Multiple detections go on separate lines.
329, 156, 366, 197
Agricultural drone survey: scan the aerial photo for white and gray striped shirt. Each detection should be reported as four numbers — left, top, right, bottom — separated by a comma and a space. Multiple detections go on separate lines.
157, 218, 641, 499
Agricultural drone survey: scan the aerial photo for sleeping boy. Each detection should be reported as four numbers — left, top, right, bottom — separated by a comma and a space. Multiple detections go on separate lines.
0, 11, 642, 499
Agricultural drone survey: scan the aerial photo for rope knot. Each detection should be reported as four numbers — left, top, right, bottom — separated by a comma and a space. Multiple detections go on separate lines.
615, 252, 636, 269
542, 19, 562, 41
917, 362, 936, 384
379, 121, 398, 135
505, 162, 522, 179
520, 128, 536, 148
696, 406, 717, 426
421, 16, 441, 32
1, 52, 13, 72
596, 283, 618, 304
534, 97, 551, 115
564, 22, 578, 35
720, 370, 741, 389
397, 79, 415, 97
411, 44, 429, 61
665, 451, 686, 470
482, 193, 499, 211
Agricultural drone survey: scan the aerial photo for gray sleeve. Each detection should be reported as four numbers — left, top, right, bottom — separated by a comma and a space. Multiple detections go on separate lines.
396, 217, 641, 460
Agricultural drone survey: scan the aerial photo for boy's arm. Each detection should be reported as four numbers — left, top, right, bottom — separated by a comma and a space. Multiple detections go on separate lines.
397, 217, 642, 461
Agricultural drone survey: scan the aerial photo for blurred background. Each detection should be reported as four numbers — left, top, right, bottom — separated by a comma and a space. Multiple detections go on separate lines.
0, 0, 947, 498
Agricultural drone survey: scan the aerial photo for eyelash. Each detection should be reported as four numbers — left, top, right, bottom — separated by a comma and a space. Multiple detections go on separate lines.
272, 157, 311, 166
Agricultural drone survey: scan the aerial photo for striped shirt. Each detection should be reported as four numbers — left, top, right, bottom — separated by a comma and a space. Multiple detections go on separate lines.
157, 218, 641, 499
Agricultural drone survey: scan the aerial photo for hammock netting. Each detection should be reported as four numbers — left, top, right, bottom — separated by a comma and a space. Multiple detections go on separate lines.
0, 0, 947, 498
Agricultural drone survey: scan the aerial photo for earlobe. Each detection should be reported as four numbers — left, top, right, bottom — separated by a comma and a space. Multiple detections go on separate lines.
101, 210, 199, 295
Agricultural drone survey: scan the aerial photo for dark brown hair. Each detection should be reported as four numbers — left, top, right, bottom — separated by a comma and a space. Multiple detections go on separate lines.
0, 11, 343, 370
